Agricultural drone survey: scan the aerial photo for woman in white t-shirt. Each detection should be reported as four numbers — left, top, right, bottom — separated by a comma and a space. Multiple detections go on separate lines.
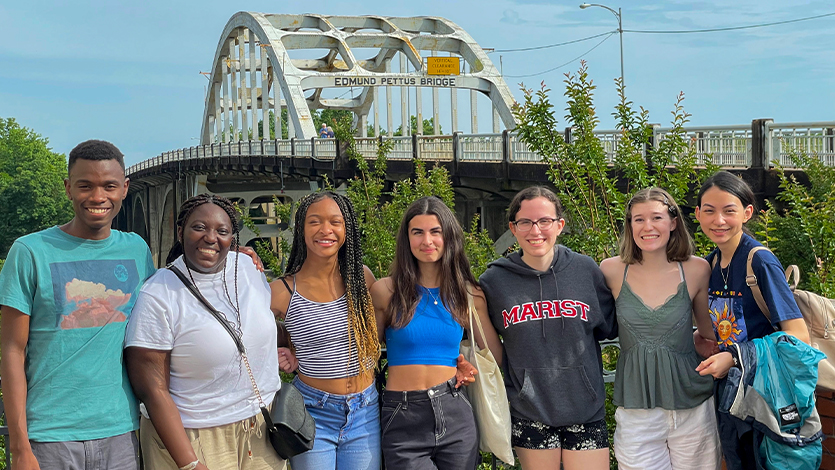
125, 194, 290, 470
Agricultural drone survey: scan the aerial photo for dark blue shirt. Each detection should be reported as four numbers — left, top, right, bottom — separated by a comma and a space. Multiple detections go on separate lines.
705, 233, 802, 349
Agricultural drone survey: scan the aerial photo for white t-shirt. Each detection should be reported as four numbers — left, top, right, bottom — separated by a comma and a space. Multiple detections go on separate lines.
125, 252, 280, 428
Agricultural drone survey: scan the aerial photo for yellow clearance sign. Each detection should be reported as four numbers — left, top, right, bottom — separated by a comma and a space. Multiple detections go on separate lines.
427, 57, 460, 76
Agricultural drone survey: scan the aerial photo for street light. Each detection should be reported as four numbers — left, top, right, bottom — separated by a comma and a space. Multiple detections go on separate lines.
579, 3, 624, 87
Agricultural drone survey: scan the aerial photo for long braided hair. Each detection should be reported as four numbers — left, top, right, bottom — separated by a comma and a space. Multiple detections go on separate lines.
166, 194, 242, 321
284, 191, 380, 373
387, 196, 477, 328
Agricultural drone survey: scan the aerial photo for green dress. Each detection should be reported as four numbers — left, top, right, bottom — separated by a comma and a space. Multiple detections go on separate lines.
613, 262, 714, 409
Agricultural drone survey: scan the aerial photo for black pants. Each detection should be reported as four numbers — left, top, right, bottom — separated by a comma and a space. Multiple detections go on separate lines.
716, 378, 758, 470
381, 378, 479, 470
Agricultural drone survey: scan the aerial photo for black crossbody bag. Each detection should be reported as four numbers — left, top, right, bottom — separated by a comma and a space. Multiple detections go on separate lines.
167, 265, 315, 460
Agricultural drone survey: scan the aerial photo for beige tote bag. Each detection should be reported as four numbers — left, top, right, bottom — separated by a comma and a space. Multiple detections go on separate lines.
459, 293, 514, 465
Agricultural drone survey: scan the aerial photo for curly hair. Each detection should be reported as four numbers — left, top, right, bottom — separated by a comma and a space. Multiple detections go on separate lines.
283, 191, 380, 374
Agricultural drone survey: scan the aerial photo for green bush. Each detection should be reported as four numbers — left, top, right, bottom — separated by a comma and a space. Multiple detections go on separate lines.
751, 148, 835, 297
513, 61, 725, 469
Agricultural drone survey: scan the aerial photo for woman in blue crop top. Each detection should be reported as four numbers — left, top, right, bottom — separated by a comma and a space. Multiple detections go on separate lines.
371, 196, 502, 470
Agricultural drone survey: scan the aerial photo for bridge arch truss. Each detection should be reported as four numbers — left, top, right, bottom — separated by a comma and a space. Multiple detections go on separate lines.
200, 12, 518, 144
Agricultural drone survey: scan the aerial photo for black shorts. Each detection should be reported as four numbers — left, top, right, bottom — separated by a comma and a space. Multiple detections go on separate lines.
511, 416, 608, 451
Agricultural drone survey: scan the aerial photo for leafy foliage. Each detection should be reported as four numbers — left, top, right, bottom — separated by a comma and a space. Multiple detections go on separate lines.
751, 149, 835, 297
0, 118, 73, 257
512, 62, 719, 262
513, 62, 728, 470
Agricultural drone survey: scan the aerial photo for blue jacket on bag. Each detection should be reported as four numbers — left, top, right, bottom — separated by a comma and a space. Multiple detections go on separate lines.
719, 332, 825, 470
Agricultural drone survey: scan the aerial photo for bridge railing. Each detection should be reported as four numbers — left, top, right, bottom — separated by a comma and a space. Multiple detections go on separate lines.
418, 135, 454, 161
768, 122, 835, 167
126, 121, 835, 176
458, 133, 504, 162
389, 136, 414, 160
655, 125, 753, 168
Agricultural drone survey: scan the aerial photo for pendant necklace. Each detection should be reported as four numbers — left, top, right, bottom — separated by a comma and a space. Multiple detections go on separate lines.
720, 263, 731, 290
425, 287, 440, 305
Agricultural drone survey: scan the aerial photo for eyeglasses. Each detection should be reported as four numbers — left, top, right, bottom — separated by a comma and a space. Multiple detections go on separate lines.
512, 217, 559, 232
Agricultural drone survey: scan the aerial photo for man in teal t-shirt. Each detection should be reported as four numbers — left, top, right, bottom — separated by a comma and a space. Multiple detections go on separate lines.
0, 140, 154, 470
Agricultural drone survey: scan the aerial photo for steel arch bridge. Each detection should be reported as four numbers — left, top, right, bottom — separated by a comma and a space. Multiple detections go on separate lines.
200, 12, 518, 144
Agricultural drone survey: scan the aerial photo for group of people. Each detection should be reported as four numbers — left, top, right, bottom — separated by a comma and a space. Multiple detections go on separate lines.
319, 123, 336, 139
0, 138, 817, 470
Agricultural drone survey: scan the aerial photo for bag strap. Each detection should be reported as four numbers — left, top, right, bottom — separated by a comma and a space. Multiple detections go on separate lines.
167, 265, 246, 355
785, 265, 800, 291
465, 290, 488, 372
166, 265, 270, 413
745, 246, 774, 324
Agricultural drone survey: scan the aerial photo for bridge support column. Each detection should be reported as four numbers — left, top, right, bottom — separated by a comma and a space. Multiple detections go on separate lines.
751, 118, 773, 170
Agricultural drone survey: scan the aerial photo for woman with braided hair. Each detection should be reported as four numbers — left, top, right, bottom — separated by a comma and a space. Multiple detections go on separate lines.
270, 191, 383, 470
125, 194, 289, 470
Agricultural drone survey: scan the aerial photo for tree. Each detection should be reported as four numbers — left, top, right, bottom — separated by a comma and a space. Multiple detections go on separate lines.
394, 116, 443, 136
513, 62, 719, 262
752, 149, 835, 297
0, 118, 73, 257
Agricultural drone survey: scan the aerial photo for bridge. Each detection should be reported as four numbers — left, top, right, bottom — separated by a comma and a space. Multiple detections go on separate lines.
117, 12, 835, 268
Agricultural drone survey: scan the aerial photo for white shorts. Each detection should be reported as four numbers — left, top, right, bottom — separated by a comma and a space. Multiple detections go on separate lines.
614, 396, 721, 470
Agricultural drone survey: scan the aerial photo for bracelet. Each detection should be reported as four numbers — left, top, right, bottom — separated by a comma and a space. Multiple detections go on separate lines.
179, 460, 199, 470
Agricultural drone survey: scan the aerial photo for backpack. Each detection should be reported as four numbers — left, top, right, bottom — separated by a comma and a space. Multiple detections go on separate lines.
743, 246, 835, 392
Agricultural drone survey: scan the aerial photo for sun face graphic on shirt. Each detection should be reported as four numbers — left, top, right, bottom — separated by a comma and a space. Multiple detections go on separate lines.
711, 302, 742, 346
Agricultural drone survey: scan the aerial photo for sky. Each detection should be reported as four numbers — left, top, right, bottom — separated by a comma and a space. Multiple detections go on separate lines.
1, 0, 833, 167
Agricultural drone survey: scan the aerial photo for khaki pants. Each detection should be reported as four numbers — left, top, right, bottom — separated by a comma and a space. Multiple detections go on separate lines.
140, 414, 286, 470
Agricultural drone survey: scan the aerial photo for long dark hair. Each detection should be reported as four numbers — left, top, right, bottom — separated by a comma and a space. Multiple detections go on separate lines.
283, 191, 380, 373
697, 171, 756, 212
697, 171, 757, 235
387, 196, 477, 328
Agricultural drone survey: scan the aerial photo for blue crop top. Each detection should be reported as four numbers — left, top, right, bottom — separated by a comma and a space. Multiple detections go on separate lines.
385, 286, 464, 367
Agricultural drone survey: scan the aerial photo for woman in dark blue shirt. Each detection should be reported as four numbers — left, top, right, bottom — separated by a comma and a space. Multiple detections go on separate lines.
695, 171, 809, 470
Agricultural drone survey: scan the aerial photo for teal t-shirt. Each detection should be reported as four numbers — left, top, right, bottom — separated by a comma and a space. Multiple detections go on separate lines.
0, 226, 155, 442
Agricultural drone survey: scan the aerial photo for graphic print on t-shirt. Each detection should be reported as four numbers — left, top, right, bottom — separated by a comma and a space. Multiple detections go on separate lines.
709, 290, 747, 348
50, 259, 140, 329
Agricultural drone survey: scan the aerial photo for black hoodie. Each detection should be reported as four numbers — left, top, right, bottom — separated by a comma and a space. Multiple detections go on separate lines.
479, 245, 617, 428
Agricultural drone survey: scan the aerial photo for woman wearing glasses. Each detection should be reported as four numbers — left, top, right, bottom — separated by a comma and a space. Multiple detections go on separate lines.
479, 186, 618, 470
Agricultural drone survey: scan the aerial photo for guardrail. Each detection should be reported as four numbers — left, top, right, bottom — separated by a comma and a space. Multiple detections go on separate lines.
768, 122, 835, 168
126, 121, 835, 176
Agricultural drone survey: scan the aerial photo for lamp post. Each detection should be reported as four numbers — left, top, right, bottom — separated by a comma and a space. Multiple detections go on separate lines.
580, 3, 624, 87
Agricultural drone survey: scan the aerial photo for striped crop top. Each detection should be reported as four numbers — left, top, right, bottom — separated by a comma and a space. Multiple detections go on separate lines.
385, 286, 464, 367
284, 284, 360, 379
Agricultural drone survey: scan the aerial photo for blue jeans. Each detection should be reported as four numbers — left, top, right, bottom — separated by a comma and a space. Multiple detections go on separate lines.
289, 377, 381, 470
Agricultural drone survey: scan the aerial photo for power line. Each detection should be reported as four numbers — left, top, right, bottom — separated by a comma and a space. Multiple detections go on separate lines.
625, 11, 835, 34
490, 30, 616, 53
504, 32, 615, 79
